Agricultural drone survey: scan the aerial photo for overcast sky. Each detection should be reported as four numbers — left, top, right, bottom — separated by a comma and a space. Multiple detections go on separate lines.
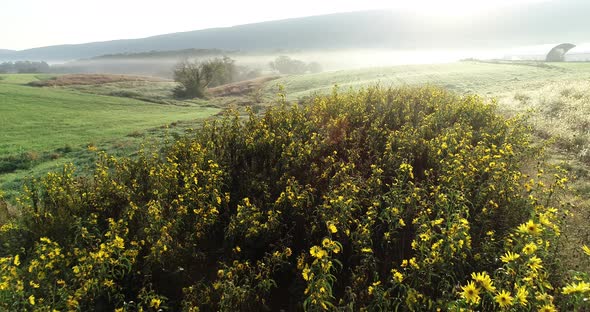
2, 0, 550, 50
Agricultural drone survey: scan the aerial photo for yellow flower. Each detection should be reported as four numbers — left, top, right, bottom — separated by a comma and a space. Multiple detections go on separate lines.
522, 242, 537, 255
302, 267, 311, 281
398, 218, 406, 227
562, 281, 590, 294
66, 296, 79, 309
538, 304, 557, 312
103, 279, 115, 288
112, 236, 125, 249
500, 251, 520, 263
332, 244, 341, 254
368, 281, 381, 295
528, 256, 543, 272
515, 285, 529, 306
391, 269, 404, 283
494, 290, 513, 308
471, 272, 496, 292
535, 292, 553, 302
361, 247, 373, 253
28, 295, 35, 305
13, 255, 20, 266
327, 223, 338, 234
518, 220, 541, 235
461, 281, 480, 305
310, 246, 327, 259
150, 298, 161, 308
582, 245, 590, 256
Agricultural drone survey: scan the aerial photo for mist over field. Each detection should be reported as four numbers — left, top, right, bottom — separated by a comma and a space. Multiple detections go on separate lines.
40, 42, 590, 79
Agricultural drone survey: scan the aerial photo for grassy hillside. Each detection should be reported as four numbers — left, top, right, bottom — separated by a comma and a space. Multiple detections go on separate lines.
0, 74, 219, 198
271, 61, 590, 99
0, 77, 217, 155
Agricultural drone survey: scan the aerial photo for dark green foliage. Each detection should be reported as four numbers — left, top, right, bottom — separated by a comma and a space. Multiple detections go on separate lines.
173, 57, 236, 98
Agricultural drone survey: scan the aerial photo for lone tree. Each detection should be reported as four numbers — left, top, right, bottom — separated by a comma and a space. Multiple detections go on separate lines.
173, 57, 236, 98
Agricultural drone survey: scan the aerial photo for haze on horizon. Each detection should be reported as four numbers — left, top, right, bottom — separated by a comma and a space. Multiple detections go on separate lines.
2, 0, 550, 51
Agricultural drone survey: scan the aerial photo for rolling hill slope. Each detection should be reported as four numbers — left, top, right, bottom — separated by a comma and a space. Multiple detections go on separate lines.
0, 75, 218, 156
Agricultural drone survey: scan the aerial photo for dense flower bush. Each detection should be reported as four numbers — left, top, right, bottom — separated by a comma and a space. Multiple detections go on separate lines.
1, 86, 586, 311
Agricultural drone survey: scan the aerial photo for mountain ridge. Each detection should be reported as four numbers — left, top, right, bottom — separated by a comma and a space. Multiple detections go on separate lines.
2, 0, 589, 62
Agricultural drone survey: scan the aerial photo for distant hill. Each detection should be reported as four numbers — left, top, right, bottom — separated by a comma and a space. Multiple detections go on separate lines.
87, 48, 231, 60
2, 0, 589, 62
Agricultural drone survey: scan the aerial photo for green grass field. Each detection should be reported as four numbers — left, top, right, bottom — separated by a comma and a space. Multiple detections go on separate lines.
0, 74, 55, 85
0, 83, 217, 155
0, 74, 219, 198
269, 61, 590, 99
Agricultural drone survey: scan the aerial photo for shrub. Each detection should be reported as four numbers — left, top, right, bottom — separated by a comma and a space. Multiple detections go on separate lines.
0, 86, 580, 311
0, 152, 40, 174
172, 57, 235, 99
269, 56, 308, 75
108, 90, 142, 98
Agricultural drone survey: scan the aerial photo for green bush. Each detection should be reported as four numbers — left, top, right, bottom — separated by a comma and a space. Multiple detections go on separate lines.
173, 57, 236, 99
0, 86, 582, 311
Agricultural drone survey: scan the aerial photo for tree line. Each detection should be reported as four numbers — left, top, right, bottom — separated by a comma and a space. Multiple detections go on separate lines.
0, 61, 51, 74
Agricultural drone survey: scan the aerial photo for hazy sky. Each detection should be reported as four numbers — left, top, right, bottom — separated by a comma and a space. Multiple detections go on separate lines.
2, 0, 550, 50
